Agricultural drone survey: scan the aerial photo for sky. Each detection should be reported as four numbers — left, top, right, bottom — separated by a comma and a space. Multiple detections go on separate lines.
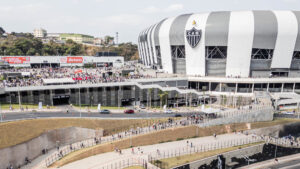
1, 0, 300, 44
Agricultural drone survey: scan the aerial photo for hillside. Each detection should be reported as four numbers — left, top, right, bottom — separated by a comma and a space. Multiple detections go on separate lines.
0, 34, 138, 61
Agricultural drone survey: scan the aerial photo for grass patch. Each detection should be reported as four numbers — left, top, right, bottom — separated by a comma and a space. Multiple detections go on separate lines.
155, 142, 263, 168
123, 166, 145, 169
52, 118, 300, 167
0, 104, 56, 110
0, 118, 169, 149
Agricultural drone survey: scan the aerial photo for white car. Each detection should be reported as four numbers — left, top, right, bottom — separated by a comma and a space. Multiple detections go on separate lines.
282, 111, 295, 115
164, 109, 174, 114
157, 69, 164, 73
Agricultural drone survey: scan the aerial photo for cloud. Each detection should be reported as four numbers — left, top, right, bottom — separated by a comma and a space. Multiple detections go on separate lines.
141, 6, 160, 14
141, 4, 184, 14
283, 0, 297, 3
164, 4, 184, 12
103, 14, 144, 26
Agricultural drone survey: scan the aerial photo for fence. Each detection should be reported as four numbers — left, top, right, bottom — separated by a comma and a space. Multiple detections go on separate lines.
44, 118, 198, 167
44, 104, 270, 167
148, 136, 263, 164
264, 135, 300, 148
91, 158, 159, 169
199, 107, 274, 128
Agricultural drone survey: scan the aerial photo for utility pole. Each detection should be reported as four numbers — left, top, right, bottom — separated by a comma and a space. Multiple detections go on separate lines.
0, 103, 2, 122
79, 87, 81, 118
18, 84, 22, 109
274, 139, 278, 159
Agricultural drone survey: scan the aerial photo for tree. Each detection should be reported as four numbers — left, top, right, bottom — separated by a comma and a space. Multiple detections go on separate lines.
0, 27, 5, 36
103, 36, 114, 45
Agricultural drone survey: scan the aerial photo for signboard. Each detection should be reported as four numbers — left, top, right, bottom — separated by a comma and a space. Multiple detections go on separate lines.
2, 57, 30, 64
38, 102, 43, 110
97, 104, 101, 112
67, 57, 83, 63
59, 57, 83, 64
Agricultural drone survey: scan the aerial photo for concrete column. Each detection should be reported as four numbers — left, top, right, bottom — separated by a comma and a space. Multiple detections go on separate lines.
281, 83, 284, 93
267, 83, 269, 92
209, 82, 211, 92
111, 87, 116, 106
219, 83, 222, 92
27, 91, 34, 104
86, 88, 90, 105
118, 86, 123, 107
102, 87, 107, 106
293, 83, 296, 93
252, 83, 254, 93
235, 83, 238, 93
50, 90, 53, 106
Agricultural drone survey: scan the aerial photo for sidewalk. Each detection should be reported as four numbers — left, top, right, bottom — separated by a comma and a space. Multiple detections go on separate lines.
240, 153, 300, 169
1, 108, 61, 114
58, 133, 252, 169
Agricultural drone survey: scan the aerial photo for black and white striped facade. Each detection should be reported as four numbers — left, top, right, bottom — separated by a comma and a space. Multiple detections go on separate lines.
138, 11, 300, 78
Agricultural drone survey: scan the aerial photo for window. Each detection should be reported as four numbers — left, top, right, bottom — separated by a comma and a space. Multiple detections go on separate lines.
155, 46, 161, 58
293, 51, 300, 60
251, 48, 273, 59
206, 46, 227, 59
171, 46, 185, 59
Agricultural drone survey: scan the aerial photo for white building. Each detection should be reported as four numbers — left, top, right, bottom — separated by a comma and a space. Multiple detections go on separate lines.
138, 10, 300, 78
33, 28, 47, 38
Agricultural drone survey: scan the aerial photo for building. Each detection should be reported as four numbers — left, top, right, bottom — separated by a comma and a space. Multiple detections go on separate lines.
138, 11, 300, 78
94, 37, 104, 45
59, 33, 94, 44
33, 28, 47, 38
0, 56, 124, 68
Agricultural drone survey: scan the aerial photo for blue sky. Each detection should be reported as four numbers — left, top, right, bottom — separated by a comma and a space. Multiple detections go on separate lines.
1, 0, 300, 43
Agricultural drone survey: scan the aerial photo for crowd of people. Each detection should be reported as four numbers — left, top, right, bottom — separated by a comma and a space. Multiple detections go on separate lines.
0, 63, 153, 88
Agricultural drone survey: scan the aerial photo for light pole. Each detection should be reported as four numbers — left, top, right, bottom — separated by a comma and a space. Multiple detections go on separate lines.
79, 87, 81, 118
0, 102, 2, 122
274, 138, 278, 159
18, 84, 22, 110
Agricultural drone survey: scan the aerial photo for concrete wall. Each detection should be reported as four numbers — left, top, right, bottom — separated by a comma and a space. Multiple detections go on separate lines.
247, 121, 300, 138
0, 127, 103, 169
200, 108, 274, 127
173, 144, 264, 169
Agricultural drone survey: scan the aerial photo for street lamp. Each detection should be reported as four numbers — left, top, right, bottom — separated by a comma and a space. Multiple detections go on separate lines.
79, 87, 81, 118
0, 102, 2, 122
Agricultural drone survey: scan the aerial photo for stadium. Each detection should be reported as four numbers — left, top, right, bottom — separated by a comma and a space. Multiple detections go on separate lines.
138, 11, 300, 78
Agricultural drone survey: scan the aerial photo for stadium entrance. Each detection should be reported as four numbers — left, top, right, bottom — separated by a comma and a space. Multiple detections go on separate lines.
31, 63, 60, 68
52, 95, 70, 105
121, 98, 135, 106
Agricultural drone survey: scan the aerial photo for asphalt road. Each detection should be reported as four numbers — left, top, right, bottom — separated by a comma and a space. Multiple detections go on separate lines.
0, 111, 181, 122
263, 159, 300, 169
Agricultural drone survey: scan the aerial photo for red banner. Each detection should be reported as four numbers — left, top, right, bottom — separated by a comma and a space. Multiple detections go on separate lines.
74, 69, 83, 74
67, 57, 83, 63
2, 57, 30, 64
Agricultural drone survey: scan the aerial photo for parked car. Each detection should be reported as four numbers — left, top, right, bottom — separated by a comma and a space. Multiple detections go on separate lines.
100, 109, 111, 114
139, 104, 146, 109
282, 111, 294, 115
164, 109, 174, 114
174, 113, 182, 117
124, 109, 135, 114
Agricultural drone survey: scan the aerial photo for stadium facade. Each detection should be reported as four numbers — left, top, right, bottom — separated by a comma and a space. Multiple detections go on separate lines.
138, 11, 300, 78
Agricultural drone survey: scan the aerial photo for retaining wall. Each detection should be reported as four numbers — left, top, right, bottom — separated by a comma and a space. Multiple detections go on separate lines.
173, 144, 265, 169
0, 127, 103, 169
200, 108, 274, 128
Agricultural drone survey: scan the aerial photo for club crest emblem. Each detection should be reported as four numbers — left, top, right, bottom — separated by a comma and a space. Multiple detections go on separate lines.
186, 27, 202, 48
